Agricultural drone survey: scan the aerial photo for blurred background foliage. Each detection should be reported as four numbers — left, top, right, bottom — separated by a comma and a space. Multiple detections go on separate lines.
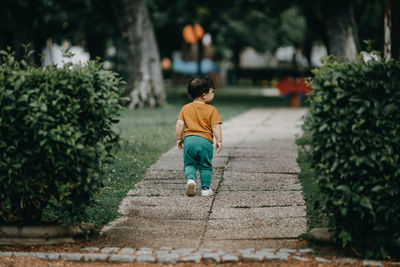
0, 0, 387, 107
0, 0, 383, 64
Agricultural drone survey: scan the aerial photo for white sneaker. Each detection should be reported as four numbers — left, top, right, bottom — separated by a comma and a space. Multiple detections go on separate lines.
201, 188, 213, 197
186, 179, 196, 197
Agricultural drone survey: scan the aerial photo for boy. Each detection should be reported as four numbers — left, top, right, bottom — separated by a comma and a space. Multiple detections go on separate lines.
176, 76, 222, 197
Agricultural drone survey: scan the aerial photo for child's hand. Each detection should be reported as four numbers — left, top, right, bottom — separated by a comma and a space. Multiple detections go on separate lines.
177, 139, 183, 149
216, 141, 222, 153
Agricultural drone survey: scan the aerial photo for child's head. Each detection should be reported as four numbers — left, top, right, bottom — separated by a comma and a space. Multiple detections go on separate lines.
187, 76, 215, 100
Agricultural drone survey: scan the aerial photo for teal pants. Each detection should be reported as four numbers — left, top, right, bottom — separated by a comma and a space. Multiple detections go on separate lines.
183, 135, 213, 188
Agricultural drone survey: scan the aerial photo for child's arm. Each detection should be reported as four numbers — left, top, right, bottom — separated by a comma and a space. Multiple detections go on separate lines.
212, 123, 222, 153
176, 119, 185, 149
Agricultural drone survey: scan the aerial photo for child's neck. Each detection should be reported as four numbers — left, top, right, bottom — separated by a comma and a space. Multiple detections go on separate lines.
193, 99, 206, 104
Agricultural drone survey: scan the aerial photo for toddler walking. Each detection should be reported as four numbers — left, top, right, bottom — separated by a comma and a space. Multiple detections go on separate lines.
176, 76, 222, 197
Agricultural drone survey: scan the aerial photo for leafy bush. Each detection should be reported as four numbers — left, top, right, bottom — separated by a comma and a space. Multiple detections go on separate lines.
0, 50, 123, 225
305, 56, 400, 258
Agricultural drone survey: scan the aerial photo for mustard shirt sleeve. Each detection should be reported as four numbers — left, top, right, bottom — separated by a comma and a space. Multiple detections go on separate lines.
177, 106, 184, 121
211, 108, 222, 126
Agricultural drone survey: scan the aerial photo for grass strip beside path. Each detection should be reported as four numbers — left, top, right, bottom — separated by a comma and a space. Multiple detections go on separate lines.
296, 135, 324, 231
84, 88, 288, 228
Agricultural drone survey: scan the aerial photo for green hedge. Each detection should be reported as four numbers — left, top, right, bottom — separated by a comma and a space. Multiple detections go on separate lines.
305, 57, 400, 258
0, 51, 123, 225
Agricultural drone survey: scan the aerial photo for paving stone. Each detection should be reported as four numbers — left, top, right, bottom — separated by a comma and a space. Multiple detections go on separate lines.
279, 248, 297, 253
59, 253, 84, 262
216, 249, 226, 255
362, 260, 384, 266
83, 253, 109, 262
119, 204, 210, 219
101, 247, 120, 254
33, 252, 46, 258
210, 206, 306, 220
81, 247, 100, 252
226, 157, 300, 173
264, 252, 282, 261
336, 258, 357, 264
154, 251, 169, 256
228, 146, 297, 159
241, 253, 265, 262
156, 253, 180, 264
258, 248, 276, 253
125, 187, 185, 197
202, 253, 220, 263
204, 218, 306, 239
214, 191, 304, 207
315, 257, 331, 263
276, 252, 290, 261
150, 151, 184, 171
119, 247, 136, 254
116, 236, 202, 248
44, 252, 60, 260
238, 248, 255, 254
144, 170, 185, 179
221, 254, 239, 263
292, 256, 309, 262
181, 254, 202, 263
108, 254, 136, 263
136, 247, 153, 255
199, 248, 214, 253
207, 218, 304, 230
120, 195, 213, 209
12, 252, 34, 257
220, 174, 302, 191
201, 239, 299, 250
174, 248, 195, 256
137, 255, 156, 262
0, 252, 12, 257
299, 248, 314, 254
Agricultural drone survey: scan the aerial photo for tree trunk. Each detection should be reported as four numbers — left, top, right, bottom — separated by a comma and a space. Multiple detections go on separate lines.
116, 0, 165, 108
384, 0, 400, 60
326, 4, 359, 61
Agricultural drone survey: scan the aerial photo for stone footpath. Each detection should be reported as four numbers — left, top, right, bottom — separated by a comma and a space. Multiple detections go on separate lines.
101, 108, 307, 249
1, 246, 395, 266
1, 108, 398, 266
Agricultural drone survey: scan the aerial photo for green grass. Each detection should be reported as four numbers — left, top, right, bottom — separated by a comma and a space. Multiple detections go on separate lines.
296, 135, 324, 231
84, 87, 289, 228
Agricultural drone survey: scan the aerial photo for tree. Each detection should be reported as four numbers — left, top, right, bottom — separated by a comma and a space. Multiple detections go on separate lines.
384, 0, 400, 59
291, 0, 383, 61
113, 0, 165, 108
1, 0, 165, 108
0, 0, 115, 63
325, 1, 359, 60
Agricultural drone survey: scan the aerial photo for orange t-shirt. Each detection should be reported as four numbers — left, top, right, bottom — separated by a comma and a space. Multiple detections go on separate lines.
177, 103, 222, 143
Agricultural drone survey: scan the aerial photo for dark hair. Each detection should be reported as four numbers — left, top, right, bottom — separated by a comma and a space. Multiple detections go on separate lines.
187, 76, 215, 99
